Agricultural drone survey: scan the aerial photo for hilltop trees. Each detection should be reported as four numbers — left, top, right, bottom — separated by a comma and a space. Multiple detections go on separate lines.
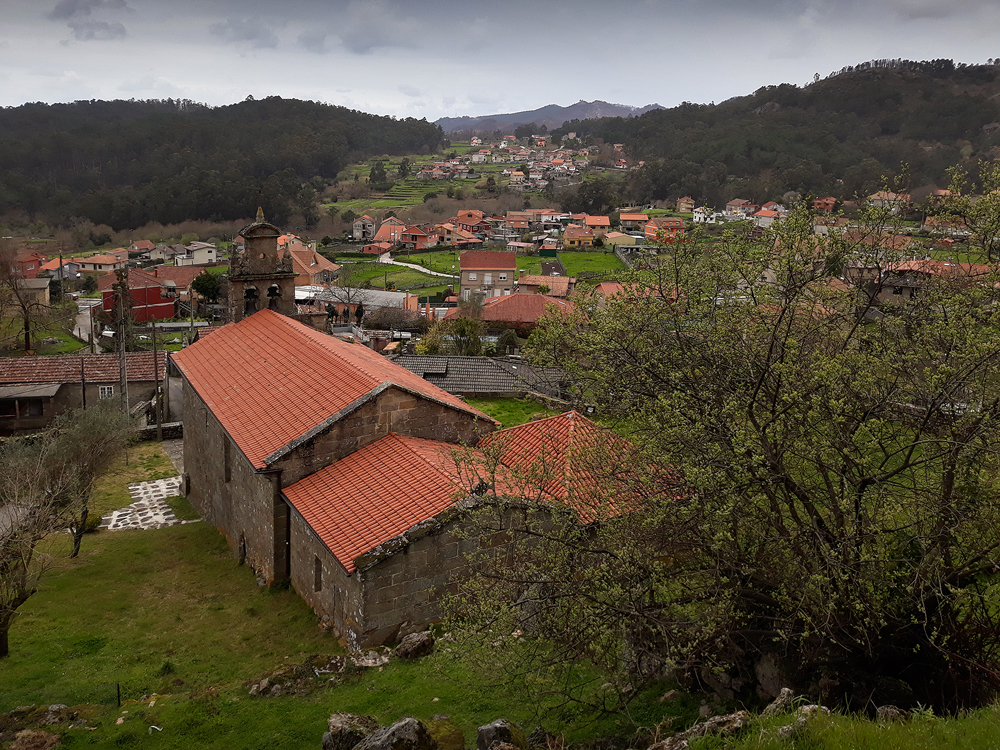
461, 201, 1000, 711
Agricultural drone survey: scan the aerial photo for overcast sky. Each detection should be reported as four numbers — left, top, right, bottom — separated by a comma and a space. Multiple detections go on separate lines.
2, 0, 999, 121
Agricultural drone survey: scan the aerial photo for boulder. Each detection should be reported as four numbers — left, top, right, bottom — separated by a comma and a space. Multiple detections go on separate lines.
394, 631, 435, 660
477, 719, 527, 750
426, 717, 465, 750
10, 730, 60, 750
876, 705, 909, 723
323, 713, 380, 750
761, 687, 795, 717
648, 710, 750, 750
353, 718, 438, 750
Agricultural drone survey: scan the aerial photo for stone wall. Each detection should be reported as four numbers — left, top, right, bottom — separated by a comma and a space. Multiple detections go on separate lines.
273, 386, 494, 487
183, 379, 286, 581
354, 502, 553, 647
288, 508, 365, 648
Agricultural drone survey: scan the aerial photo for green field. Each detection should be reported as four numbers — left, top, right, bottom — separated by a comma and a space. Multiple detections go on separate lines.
0, 310, 85, 356
464, 398, 561, 428
558, 251, 626, 276
405, 251, 544, 276
338, 261, 456, 292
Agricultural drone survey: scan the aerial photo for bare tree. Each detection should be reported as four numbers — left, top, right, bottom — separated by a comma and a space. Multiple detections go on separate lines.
0, 241, 52, 353
0, 402, 132, 656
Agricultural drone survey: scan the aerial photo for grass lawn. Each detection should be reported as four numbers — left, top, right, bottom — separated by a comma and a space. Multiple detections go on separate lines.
2, 440, 694, 749
464, 398, 561, 428
558, 251, 626, 276
0, 311, 85, 356
338, 262, 450, 291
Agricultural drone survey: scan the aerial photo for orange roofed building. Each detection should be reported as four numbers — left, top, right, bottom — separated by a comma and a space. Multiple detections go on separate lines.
172, 307, 631, 648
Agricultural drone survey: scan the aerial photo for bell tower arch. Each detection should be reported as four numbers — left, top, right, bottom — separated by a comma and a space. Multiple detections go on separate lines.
228, 208, 298, 322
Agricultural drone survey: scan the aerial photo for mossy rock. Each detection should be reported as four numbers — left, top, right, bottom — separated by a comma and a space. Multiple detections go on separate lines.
426, 718, 465, 750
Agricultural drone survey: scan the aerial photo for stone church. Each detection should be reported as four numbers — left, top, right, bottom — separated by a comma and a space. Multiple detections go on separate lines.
172, 212, 613, 647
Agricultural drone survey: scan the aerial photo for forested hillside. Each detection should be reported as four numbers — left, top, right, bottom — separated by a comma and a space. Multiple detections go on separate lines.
557, 60, 1000, 206
0, 97, 443, 230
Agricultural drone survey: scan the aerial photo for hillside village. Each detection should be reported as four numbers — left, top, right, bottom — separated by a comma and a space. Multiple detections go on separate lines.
4, 66, 1000, 749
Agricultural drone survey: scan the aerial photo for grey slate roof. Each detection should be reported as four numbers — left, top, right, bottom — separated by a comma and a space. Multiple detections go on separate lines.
389, 355, 564, 398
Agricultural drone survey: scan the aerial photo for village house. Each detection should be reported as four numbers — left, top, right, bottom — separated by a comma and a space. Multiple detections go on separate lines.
289, 248, 340, 286
645, 217, 686, 241
0, 352, 166, 435
866, 260, 990, 307
563, 225, 594, 248
676, 196, 695, 213
618, 213, 649, 231
148, 245, 186, 263
516, 272, 576, 297
459, 250, 517, 300
812, 196, 837, 214
726, 198, 759, 217
98, 268, 187, 321
78, 253, 127, 272
869, 191, 911, 213
436, 224, 482, 248
129, 240, 156, 254
445, 292, 573, 337
175, 242, 219, 266
584, 215, 611, 236
353, 215, 377, 241
10, 250, 50, 279
38, 258, 81, 281
400, 225, 439, 251
373, 217, 406, 245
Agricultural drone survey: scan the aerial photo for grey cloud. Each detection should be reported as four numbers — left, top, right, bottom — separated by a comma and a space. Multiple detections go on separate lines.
68, 19, 127, 40
883, 0, 984, 19
48, 0, 132, 20
210, 18, 279, 48
398, 84, 422, 97
334, 1, 417, 54
297, 29, 328, 53
118, 75, 182, 95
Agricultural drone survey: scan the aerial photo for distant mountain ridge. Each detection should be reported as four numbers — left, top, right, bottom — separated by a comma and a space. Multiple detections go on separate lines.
435, 100, 664, 133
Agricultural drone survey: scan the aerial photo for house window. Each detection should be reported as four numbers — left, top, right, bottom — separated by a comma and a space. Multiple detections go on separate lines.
22, 399, 43, 417
484, 273, 493, 284
468, 273, 477, 281
314, 556, 323, 592
0, 400, 15, 418
499, 273, 507, 281
99, 385, 115, 399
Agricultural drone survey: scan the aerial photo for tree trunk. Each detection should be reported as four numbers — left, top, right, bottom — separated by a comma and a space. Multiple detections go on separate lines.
22, 310, 31, 352
0, 615, 11, 658
70, 507, 88, 558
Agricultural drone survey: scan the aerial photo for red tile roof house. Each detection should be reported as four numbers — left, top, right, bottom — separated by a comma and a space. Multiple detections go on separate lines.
98, 268, 188, 322
445, 292, 574, 337
459, 250, 517, 300
172, 308, 631, 648
0, 351, 166, 435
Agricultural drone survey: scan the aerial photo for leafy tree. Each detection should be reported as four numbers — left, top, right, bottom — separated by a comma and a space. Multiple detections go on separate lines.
320, 235, 333, 247
192, 270, 222, 303
464, 198, 1000, 711
450, 316, 484, 356
354, 301, 365, 324
397, 158, 411, 179
497, 327, 520, 354
369, 161, 388, 184
341, 209, 358, 224
415, 319, 448, 355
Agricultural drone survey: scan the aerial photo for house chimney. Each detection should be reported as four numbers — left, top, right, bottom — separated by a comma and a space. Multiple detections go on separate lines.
425, 301, 431, 320
519, 268, 525, 278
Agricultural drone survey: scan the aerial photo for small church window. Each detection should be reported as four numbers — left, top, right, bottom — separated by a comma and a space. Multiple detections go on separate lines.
314, 556, 323, 592
244, 286, 259, 316
267, 284, 281, 311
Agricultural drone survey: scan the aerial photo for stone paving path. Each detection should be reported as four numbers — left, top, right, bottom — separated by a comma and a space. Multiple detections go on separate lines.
100, 476, 199, 531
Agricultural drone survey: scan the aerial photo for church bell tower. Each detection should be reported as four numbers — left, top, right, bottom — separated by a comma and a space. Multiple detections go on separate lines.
228, 208, 298, 323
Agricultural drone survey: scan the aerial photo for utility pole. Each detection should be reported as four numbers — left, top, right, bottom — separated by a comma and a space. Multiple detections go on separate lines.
152, 321, 162, 441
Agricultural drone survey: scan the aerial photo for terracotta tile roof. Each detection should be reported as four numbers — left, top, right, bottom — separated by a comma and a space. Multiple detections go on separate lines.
145, 265, 203, 289
460, 251, 517, 271
289, 249, 340, 277
444, 293, 573, 325
619, 213, 649, 222
0, 351, 165, 385
171, 309, 493, 469
81, 254, 124, 265
283, 432, 473, 571
584, 215, 610, 227
130, 240, 155, 251
97, 268, 170, 293
479, 411, 669, 515
517, 275, 575, 297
